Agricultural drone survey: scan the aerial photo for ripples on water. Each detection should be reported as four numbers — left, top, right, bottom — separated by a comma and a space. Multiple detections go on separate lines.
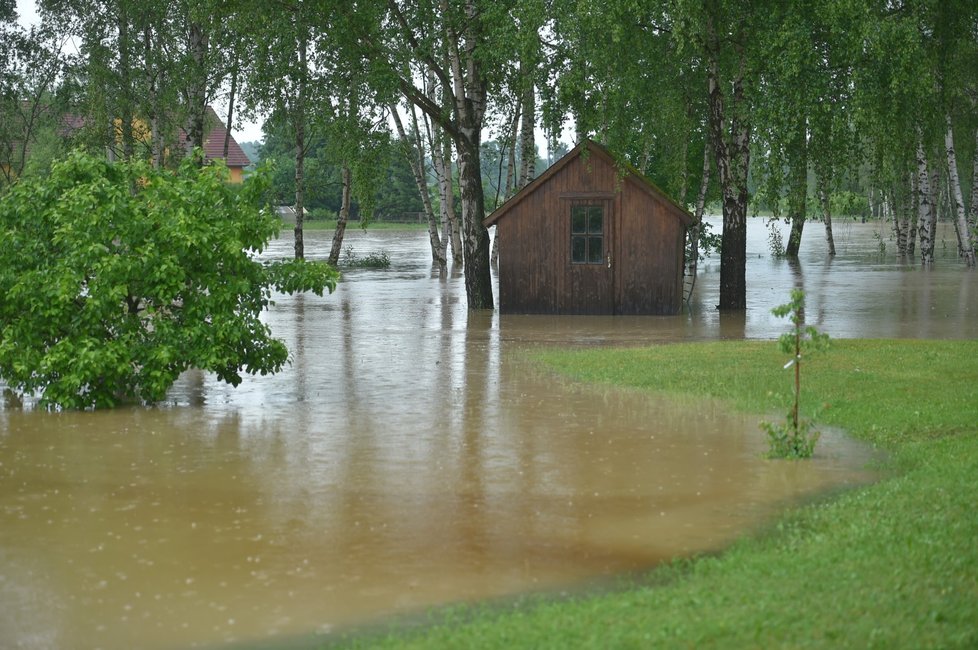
1, 218, 974, 649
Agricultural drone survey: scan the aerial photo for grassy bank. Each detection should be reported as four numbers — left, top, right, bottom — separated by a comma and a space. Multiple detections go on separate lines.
332, 339, 978, 649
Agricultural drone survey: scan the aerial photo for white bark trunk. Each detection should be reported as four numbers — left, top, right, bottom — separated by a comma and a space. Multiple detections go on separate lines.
917, 141, 935, 265
186, 21, 208, 156
433, 128, 460, 261
293, 25, 307, 259
706, 16, 750, 310
328, 165, 350, 266
908, 170, 918, 257
518, 70, 535, 188
970, 127, 978, 240
391, 104, 446, 269
817, 175, 836, 256
944, 115, 975, 265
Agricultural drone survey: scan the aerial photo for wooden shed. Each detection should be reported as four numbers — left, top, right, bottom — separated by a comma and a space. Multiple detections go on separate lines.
484, 139, 693, 315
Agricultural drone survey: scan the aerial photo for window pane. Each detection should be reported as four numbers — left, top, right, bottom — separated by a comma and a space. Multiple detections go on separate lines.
588, 236, 603, 264
571, 207, 587, 234
572, 236, 587, 263
588, 207, 603, 234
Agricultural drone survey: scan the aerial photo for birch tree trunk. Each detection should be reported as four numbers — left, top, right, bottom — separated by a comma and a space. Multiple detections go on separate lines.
518, 70, 535, 188
386, 0, 492, 305
433, 127, 460, 261
118, 7, 135, 161
685, 140, 712, 299
944, 115, 976, 266
970, 127, 978, 240
493, 106, 519, 265
917, 141, 935, 265
391, 105, 446, 268
504, 107, 518, 198
785, 117, 807, 258
223, 53, 239, 159
293, 24, 307, 259
894, 187, 908, 255
908, 170, 918, 257
143, 24, 163, 169
328, 165, 351, 266
817, 175, 836, 256
186, 21, 208, 157
706, 16, 750, 311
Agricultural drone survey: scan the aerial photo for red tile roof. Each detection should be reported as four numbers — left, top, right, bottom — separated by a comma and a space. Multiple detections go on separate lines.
188, 106, 252, 167
6, 105, 251, 169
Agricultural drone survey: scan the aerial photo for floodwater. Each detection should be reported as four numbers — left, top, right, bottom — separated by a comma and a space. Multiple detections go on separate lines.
1, 217, 975, 649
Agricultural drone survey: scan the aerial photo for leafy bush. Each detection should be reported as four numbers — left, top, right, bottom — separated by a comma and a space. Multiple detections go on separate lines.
0, 150, 338, 409
342, 247, 391, 268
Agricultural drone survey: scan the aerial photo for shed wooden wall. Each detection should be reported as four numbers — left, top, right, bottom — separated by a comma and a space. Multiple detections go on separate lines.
496, 148, 686, 315
615, 177, 686, 314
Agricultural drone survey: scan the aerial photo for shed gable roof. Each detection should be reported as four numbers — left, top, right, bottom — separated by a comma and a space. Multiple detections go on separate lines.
483, 139, 693, 228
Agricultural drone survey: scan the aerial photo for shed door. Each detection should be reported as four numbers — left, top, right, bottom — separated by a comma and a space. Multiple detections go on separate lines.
568, 201, 614, 314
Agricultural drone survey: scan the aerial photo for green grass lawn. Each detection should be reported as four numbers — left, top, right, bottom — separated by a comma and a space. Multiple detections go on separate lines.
328, 339, 978, 649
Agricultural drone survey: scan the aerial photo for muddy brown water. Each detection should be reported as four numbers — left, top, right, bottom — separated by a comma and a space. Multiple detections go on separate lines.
2, 217, 975, 649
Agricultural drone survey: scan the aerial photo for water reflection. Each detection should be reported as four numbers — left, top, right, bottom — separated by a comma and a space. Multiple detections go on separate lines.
2, 218, 975, 649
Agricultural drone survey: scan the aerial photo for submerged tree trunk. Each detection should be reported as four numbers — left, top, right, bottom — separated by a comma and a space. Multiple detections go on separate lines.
894, 187, 908, 255
685, 140, 712, 300
706, 18, 750, 310
433, 128, 460, 262
944, 115, 976, 266
917, 141, 935, 265
293, 25, 307, 259
970, 127, 978, 241
907, 171, 918, 257
785, 118, 807, 258
817, 175, 835, 256
392, 105, 446, 269
455, 129, 493, 307
328, 165, 351, 266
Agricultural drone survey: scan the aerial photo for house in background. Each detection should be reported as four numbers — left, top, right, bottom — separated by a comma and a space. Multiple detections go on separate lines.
182, 106, 252, 182
3, 105, 251, 183
484, 139, 692, 315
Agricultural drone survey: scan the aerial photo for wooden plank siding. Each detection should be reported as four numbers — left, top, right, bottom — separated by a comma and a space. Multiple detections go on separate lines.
486, 139, 692, 316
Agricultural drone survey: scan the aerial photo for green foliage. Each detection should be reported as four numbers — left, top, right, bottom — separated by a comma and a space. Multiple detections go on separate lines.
763, 289, 830, 459
761, 409, 821, 460
0, 150, 338, 409
341, 247, 391, 269
687, 220, 722, 261
766, 218, 785, 258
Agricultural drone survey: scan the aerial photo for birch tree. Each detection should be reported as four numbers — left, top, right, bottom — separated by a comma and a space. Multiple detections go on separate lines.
673, 0, 757, 310
391, 103, 447, 268
325, 0, 529, 308
945, 115, 975, 265
0, 21, 71, 185
240, 1, 320, 259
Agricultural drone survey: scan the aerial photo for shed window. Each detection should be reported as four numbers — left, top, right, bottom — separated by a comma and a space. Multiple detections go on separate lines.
571, 205, 604, 264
